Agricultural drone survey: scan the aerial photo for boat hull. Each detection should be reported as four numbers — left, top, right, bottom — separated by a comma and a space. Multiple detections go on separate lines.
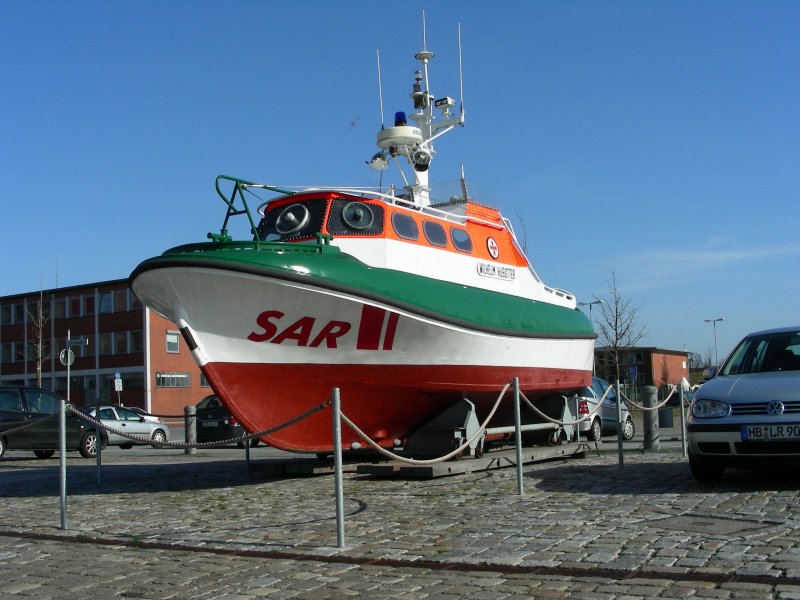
131, 261, 594, 452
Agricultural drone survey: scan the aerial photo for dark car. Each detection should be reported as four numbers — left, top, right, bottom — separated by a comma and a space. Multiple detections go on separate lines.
0, 385, 101, 459
688, 326, 800, 480
196, 394, 259, 448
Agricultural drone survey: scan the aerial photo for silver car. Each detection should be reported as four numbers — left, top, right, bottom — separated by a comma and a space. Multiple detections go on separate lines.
687, 326, 800, 480
569, 377, 635, 441
84, 405, 170, 449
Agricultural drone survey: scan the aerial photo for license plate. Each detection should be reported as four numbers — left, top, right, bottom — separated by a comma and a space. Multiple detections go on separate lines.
200, 421, 219, 428
742, 424, 800, 441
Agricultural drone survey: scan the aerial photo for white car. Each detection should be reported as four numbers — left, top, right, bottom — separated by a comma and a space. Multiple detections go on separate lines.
687, 326, 800, 480
83, 405, 170, 449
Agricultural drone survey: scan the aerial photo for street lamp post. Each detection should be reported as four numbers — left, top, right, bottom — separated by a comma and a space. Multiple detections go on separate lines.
704, 317, 724, 367
580, 299, 604, 376
579, 299, 604, 322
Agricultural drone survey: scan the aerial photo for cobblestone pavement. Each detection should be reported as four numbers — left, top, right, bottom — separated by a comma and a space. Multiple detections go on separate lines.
2, 443, 800, 599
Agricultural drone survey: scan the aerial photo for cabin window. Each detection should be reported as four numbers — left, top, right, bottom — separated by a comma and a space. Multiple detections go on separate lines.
258, 199, 328, 241
450, 228, 473, 253
422, 221, 447, 247
391, 212, 419, 241
327, 199, 384, 236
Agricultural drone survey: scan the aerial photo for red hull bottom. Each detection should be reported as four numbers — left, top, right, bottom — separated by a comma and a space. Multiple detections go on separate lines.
203, 362, 590, 453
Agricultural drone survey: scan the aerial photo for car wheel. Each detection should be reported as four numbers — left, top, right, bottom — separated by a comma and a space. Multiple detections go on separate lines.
34, 450, 56, 459
588, 418, 602, 442
622, 416, 635, 441
0, 436, 6, 459
79, 431, 99, 458
688, 453, 724, 482
119, 443, 134, 450
150, 429, 167, 448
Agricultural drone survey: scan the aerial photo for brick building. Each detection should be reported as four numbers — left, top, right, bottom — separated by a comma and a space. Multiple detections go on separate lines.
594, 346, 690, 387
0, 279, 209, 415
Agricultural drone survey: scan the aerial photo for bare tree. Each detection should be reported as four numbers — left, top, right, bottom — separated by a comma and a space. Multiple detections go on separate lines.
594, 272, 647, 383
25, 289, 51, 388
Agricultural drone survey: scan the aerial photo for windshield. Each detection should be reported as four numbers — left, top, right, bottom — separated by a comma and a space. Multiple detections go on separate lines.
721, 331, 800, 375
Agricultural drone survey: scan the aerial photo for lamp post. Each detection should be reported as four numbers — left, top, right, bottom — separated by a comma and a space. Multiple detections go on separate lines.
580, 299, 604, 376
704, 317, 724, 367
579, 299, 604, 322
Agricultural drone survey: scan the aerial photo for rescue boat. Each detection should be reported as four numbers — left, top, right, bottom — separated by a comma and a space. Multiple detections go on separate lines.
130, 29, 596, 453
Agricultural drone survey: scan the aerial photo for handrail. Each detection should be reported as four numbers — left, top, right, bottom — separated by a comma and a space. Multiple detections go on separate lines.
210, 176, 295, 247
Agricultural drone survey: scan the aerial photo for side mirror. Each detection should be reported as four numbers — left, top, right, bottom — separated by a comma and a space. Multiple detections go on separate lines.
702, 366, 718, 380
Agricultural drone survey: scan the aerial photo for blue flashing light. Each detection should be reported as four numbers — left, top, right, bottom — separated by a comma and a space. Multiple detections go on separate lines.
394, 111, 407, 126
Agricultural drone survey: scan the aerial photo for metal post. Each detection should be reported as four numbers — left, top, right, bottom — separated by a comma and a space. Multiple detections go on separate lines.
615, 381, 624, 468
185, 405, 197, 455
679, 386, 687, 457
513, 377, 524, 495
574, 395, 581, 443
642, 385, 659, 450
331, 388, 345, 548
96, 400, 102, 488
59, 396, 67, 529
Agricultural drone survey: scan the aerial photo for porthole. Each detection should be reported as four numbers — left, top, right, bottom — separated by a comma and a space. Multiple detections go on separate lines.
391, 212, 419, 241
450, 228, 473, 253
423, 221, 447, 247
342, 202, 374, 230
275, 204, 310, 235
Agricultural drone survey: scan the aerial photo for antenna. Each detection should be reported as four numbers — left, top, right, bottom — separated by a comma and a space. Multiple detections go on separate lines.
458, 22, 465, 122
376, 49, 385, 128
422, 9, 427, 51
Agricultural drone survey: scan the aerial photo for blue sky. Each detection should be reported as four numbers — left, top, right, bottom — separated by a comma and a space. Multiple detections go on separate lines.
2, 1, 798, 360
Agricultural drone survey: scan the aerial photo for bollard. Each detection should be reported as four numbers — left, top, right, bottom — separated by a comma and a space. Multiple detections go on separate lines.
331, 388, 345, 548
513, 377, 524, 495
642, 385, 660, 450
185, 405, 197, 455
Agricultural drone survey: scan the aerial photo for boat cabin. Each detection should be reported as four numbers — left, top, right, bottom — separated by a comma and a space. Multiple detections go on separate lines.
256, 191, 530, 268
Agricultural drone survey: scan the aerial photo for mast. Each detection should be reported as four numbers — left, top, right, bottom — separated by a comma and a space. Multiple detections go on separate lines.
370, 22, 465, 207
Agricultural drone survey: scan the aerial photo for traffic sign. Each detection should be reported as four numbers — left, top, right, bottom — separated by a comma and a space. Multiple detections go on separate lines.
59, 349, 74, 366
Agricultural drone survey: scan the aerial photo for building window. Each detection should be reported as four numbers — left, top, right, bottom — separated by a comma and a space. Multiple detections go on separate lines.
1, 304, 12, 325
1, 342, 14, 364
114, 332, 128, 355
13, 304, 24, 323
201, 373, 212, 387
114, 289, 128, 312
69, 296, 82, 317
166, 331, 180, 353
55, 298, 67, 319
84, 295, 95, 315
156, 372, 190, 388
130, 330, 144, 353
98, 333, 113, 356
99, 292, 113, 314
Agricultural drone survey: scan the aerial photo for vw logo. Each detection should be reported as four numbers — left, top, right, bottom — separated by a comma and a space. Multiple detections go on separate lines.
767, 401, 785, 416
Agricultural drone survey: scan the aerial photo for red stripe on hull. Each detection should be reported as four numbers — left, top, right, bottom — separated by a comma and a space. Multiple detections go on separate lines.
202, 362, 589, 452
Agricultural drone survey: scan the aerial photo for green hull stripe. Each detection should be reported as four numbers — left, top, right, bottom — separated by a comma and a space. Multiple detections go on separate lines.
131, 242, 595, 339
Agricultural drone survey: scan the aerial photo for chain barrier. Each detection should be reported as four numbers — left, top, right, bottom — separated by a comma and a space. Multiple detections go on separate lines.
339, 383, 511, 465
65, 401, 329, 449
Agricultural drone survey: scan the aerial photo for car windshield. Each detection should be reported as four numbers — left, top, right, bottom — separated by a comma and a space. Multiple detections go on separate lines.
721, 331, 800, 375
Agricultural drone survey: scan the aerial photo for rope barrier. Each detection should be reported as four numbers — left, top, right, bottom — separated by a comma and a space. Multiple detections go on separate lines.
621, 386, 677, 411
518, 385, 612, 426
340, 383, 511, 465
0, 411, 60, 436
66, 400, 330, 449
